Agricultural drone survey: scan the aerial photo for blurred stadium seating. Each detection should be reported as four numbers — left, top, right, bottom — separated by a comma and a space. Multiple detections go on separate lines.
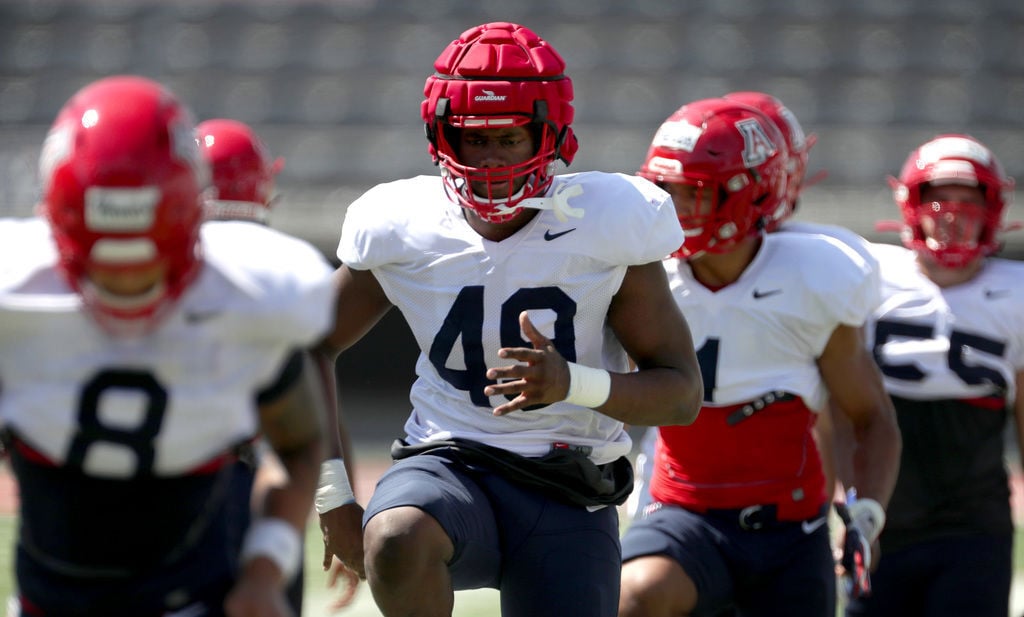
1, 0, 1022, 255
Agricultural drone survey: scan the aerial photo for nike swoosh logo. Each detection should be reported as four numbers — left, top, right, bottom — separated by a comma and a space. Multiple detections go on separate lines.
544, 228, 577, 241
801, 516, 828, 534
985, 289, 1010, 299
752, 289, 783, 299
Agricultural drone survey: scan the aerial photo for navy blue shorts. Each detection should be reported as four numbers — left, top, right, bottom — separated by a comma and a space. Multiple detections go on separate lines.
621, 503, 835, 617
364, 450, 622, 617
844, 532, 1011, 617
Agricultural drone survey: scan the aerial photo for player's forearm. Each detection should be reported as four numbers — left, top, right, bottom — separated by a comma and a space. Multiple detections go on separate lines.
309, 348, 355, 476
263, 440, 324, 526
257, 353, 329, 525
850, 406, 902, 509
597, 367, 703, 427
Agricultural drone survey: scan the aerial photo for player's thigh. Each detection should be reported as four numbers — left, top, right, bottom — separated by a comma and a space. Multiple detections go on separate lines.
621, 505, 731, 616
363, 452, 502, 589
734, 523, 835, 617
496, 490, 621, 617
845, 541, 934, 617
925, 533, 1011, 617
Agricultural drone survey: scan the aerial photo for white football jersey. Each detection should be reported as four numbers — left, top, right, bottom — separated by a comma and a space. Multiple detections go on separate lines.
666, 231, 878, 411
867, 242, 1024, 402
337, 172, 683, 464
778, 219, 880, 290
0, 218, 336, 478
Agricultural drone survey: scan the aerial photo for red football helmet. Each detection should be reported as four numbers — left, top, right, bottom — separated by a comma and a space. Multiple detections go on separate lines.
724, 91, 817, 229
196, 118, 284, 223
422, 22, 579, 222
39, 75, 208, 332
638, 98, 788, 259
890, 134, 1015, 268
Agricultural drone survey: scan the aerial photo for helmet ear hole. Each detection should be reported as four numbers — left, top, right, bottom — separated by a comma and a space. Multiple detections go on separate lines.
557, 126, 578, 165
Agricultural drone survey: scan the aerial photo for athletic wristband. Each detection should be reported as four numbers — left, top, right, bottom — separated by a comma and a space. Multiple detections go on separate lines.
564, 362, 612, 408
240, 518, 302, 583
315, 458, 356, 514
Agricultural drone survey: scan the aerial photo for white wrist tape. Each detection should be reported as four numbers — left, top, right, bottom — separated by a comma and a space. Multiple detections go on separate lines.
849, 498, 886, 544
564, 362, 612, 408
240, 518, 302, 583
315, 458, 356, 514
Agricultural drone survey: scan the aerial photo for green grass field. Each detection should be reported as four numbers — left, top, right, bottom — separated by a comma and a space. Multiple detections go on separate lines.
0, 515, 1017, 616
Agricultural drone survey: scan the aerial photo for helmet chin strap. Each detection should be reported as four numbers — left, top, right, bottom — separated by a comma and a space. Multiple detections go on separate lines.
473, 183, 528, 221
452, 172, 585, 223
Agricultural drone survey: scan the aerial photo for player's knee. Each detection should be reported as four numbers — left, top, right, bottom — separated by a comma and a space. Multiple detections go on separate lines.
620, 556, 695, 617
364, 506, 452, 583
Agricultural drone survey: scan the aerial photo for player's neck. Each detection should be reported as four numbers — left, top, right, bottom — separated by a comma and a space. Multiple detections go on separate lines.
463, 208, 539, 242
689, 235, 762, 290
916, 255, 983, 288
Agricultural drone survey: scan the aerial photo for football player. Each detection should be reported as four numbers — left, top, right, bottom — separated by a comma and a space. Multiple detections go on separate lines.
626, 92, 884, 597
196, 117, 363, 613
316, 21, 704, 617
197, 118, 284, 224
0, 76, 334, 616
844, 134, 1022, 617
618, 98, 901, 617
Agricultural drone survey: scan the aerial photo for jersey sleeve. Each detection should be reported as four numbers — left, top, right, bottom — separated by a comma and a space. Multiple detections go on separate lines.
0, 217, 58, 293
565, 173, 683, 265
336, 177, 436, 270
202, 222, 337, 348
809, 235, 880, 329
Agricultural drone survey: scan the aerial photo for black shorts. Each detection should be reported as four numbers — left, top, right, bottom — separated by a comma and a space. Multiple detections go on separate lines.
364, 449, 622, 617
621, 503, 835, 617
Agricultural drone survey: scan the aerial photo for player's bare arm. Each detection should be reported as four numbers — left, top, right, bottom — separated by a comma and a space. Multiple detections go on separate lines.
310, 349, 365, 593
226, 353, 326, 614
317, 265, 394, 362
308, 265, 392, 583
485, 261, 702, 425
256, 352, 326, 558
604, 261, 703, 426
816, 324, 901, 508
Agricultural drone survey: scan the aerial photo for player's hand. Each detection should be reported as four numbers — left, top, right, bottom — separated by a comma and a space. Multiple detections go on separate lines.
834, 498, 885, 601
484, 311, 571, 415
324, 555, 361, 611
319, 502, 366, 579
224, 558, 295, 617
